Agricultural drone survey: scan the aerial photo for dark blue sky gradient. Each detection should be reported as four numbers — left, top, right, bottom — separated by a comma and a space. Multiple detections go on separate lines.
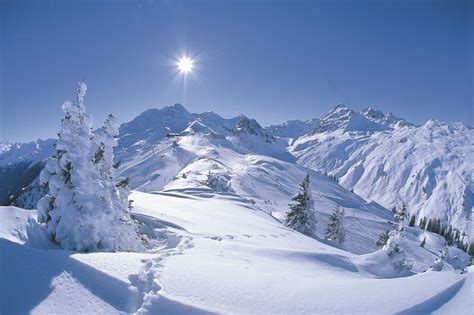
1, 0, 472, 141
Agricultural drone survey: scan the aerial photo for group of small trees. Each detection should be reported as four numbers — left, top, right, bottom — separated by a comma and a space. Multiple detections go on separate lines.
37, 83, 142, 252
377, 201, 473, 272
284, 174, 345, 243
381, 203, 472, 256
417, 216, 469, 252
323, 171, 339, 184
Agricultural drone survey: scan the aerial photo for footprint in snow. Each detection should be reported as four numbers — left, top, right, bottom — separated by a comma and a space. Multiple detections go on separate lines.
128, 234, 194, 313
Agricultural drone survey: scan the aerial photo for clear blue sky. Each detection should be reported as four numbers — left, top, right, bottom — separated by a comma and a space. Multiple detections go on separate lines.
1, 0, 472, 142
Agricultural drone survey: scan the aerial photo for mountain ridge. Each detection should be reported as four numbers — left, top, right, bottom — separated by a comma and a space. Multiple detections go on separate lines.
1, 103, 472, 247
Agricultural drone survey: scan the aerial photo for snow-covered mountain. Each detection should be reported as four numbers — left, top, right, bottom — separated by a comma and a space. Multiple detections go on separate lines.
1, 102, 473, 313
290, 105, 473, 242
265, 118, 320, 139
361, 107, 413, 128
110, 105, 393, 254
1, 103, 472, 247
0, 139, 55, 206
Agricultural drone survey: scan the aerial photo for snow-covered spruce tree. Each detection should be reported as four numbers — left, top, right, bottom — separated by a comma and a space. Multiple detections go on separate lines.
382, 224, 413, 271
285, 174, 316, 236
91, 113, 142, 251
382, 229, 411, 270
382, 203, 411, 269
376, 230, 390, 248
325, 205, 345, 243
394, 202, 407, 228
205, 171, 234, 193
37, 82, 141, 252
430, 248, 447, 271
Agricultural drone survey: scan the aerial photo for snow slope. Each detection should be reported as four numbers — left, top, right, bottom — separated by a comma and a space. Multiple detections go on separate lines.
265, 118, 320, 139
290, 106, 474, 242
116, 127, 393, 254
2, 103, 472, 249
1, 192, 471, 314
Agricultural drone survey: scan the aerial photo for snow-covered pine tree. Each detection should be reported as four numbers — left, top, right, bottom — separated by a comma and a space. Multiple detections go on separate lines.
376, 230, 390, 248
395, 202, 408, 230
325, 205, 345, 243
285, 174, 316, 236
430, 248, 447, 271
37, 82, 141, 252
394, 202, 407, 225
382, 213, 412, 270
37, 82, 95, 249
205, 171, 234, 193
383, 228, 411, 270
408, 215, 416, 227
92, 113, 142, 251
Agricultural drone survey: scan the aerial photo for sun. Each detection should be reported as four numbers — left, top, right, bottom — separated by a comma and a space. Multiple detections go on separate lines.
177, 56, 194, 74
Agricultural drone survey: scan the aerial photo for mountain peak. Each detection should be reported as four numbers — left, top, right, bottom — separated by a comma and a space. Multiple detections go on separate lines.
0, 142, 11, 154
265, 119, 320, 139
328, 104, 354, 116
319, 104, 387, 133
160, 103, 191, 115
361, 107, 413, 128
235, 116, 264, 135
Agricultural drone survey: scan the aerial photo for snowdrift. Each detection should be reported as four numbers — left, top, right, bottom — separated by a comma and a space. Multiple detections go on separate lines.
1, 192, 471, 314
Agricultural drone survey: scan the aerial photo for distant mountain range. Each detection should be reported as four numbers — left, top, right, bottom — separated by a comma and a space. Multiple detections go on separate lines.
1, 104, 472, 246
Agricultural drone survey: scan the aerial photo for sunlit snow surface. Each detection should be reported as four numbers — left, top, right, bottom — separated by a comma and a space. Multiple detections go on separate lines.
1, 104, 472, 313
0, 193, 471, 314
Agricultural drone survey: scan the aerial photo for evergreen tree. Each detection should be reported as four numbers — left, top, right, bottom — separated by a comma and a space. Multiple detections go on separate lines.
408, 215, 416, 227
206, 171, 234, 193
325, 205, 345, 243
440, 224, 446, 237
393, 202, 408, 234
418, 216, 427, 230
455, 230, 461, 243
467, 243, 474, 257
93, 113, 140, 250
446, 225, 453, 245
37, 82, 141, 252
426, 218, 433, 232
433, 219, 441, 234
394, 202, 407, 224
376, 230, 390, 248
384, 229, 405, 260
420, 237, 426, 248
285, 174, 316, 236
430, 248, 447, 271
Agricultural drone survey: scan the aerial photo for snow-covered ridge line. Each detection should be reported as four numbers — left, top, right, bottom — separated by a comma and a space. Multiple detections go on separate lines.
1, 103, 472, 248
